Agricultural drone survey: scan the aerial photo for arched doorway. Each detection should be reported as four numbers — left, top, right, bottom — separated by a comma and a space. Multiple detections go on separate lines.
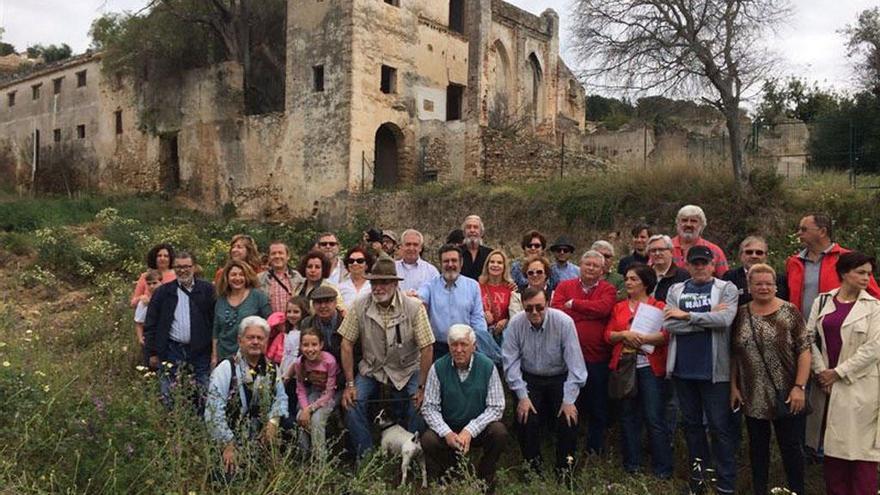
526, 53, 544, 124
374, 123, 402, 189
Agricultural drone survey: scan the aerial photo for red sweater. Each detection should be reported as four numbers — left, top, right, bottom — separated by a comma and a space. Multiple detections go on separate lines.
786, 243, 880, 314
604, 298, 669, 377
551, 278, 616, 363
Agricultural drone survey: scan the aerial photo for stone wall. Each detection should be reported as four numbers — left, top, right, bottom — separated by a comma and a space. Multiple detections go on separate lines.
482, 127, 606, 183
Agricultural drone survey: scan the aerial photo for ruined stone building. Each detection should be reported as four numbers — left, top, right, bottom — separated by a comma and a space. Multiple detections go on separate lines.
0, 0, 590, 217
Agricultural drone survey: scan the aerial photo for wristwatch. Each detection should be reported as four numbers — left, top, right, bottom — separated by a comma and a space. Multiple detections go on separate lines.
794, 384, 806, 391
346, 381, 355, 388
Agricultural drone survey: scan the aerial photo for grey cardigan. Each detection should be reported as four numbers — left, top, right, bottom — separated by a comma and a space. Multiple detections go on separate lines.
664, 278, 739, 383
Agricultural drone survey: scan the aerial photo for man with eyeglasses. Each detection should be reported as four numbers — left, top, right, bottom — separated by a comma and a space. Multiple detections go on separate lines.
502, 286, 586, 476
647, 234, 691, 303
723, 236, 789, 305
315, 232, 348, 286
549, 236, 579, 284
786, 212, 880, 318
144, 251, 216, 410
592, 240, 624, 295
551, 250, 616, 455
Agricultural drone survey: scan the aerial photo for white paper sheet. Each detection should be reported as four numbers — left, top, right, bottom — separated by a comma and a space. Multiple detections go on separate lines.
631, 303, 664, 354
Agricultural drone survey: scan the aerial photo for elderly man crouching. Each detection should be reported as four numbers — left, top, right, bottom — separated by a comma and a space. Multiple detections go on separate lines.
205, 315, 288, 475
421, 324, 507, 491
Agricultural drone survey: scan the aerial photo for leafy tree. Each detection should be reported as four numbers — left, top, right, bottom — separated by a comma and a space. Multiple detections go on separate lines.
570, 0, 791, 186
755, 78, 841, 124
26, 43, 72, 63
842, 7, 880, 95
90, 0, 286, 115
585, 95, 635, 129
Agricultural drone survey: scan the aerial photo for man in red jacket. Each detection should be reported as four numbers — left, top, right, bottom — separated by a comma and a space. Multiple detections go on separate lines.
551, 249, 617, 454
787, 213, 880, 318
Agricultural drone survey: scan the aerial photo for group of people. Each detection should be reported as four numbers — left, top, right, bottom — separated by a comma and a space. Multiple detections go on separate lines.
131, 207, 880, 495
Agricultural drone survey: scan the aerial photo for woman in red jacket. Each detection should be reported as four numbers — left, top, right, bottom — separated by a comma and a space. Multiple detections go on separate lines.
604, 263, 672, 478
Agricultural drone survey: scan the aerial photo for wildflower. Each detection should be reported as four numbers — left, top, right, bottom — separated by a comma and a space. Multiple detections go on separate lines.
0, 342, 6, 348
2, 361, 9, 367
135, 365, 148, 372
34, 370, 46, 377
43, 385, 50, 392
566, 455, 574, 466
25, 329, 32, 334
121, 345, 128, 352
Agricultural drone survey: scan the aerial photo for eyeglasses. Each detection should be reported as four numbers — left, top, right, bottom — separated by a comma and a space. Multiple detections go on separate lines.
319, 241, 338, 247
553, 247, 572, 254
648, 247, 670, 254
743, 249, 766, 256
348, 258, 367, 264
173, 264, 193, 270
600, 253, 613, 259
526, 243, 544, 249
524, 304, 545, 313
526, 269, 545, 276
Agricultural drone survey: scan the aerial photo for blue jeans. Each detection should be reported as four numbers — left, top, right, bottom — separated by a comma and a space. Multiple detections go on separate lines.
158, 340, 210, 412
620, 367, 673, 477
345, 372, 421, 458
674, 378, 740, 494
578, 361, 609, 454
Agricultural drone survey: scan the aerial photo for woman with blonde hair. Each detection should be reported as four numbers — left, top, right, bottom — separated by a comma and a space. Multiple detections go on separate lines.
212, 259, 272, 367
479, 250, 515, 342
213, 234, 264, 285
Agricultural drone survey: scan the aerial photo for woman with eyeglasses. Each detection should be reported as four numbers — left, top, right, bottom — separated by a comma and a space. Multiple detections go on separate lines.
604, 263, 672, 478
730, 263, 809, 495
805, 252, 880, 495
212, 259, 272, 367
213, 234, 264, 285
337, 246, 374, 308
479, 250, 515, 343
509, 255, 554, 317
511, 230, 548, 291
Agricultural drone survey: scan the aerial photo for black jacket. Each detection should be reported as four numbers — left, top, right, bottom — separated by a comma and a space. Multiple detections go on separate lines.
144, 279, 216, 359
722, 266, 789, 306
653, 265, 691, 302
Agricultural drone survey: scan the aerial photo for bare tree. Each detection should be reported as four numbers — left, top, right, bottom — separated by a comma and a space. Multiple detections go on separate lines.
570, 0, 790, 185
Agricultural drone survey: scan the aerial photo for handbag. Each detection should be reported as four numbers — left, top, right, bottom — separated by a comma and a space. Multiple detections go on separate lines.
747, 305, 811, 418
609, 352, 638, 399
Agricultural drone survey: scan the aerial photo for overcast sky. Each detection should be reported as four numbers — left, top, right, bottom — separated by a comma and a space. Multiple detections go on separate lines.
1, 0, 874, 100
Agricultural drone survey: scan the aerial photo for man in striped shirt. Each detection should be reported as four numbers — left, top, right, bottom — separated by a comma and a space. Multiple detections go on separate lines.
421, 324, 507, 491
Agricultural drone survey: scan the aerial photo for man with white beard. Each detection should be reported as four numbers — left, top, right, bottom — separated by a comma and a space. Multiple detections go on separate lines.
338, 255, 435, 459
670, 205, 729, 278
459, 215, 494, 280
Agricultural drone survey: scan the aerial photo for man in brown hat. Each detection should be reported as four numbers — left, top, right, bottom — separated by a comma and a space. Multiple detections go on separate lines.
338, 255, 435, 458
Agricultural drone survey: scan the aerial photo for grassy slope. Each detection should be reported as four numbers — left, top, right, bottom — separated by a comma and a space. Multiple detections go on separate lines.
1, 170, 877, 493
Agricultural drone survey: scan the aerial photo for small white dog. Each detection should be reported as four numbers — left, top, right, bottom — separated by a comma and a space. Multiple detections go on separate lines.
374, 409, 427, 488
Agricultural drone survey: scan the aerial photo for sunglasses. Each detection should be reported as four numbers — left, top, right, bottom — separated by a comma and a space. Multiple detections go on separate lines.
743, 249, 766, 256
319, 241, 339, 247
524, 304, 545, 313
526, 243, 544, 249
526, 269, 545, 276
348, 258, 367, 264
552, 247, 572, 254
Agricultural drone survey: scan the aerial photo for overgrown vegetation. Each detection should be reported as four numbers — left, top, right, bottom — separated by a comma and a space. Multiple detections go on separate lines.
2, 170, 877, 493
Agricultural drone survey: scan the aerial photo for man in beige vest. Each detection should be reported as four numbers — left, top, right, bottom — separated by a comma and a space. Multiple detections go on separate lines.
339, 255, 435, 458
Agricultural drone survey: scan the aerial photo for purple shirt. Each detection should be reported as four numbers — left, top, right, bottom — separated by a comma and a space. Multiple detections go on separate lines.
822, 298, 855, 368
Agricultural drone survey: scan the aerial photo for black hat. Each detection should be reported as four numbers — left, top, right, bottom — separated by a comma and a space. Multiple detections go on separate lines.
365, 228, 383, 243
446, 229, 465, 245
686, 245, 714, 263
549, 236, 576, 252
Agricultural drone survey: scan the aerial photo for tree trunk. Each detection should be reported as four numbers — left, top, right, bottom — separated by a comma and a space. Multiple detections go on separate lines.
724, 107, 747, 186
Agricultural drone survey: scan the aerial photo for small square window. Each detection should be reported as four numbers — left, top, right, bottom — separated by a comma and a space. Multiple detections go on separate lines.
313, 65, 324, 92
53, 129, 61, 143
115, 110, 123, 135
32, 84, 42, 100
76, 124, 85, 139
384, 0, 399, 6
53, 77, 63, 95
7, 92, 15, 107
380, 65, 397, 94
76, 70, 87, 87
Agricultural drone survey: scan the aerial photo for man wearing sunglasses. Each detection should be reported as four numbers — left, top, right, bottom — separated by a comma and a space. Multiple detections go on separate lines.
315, 232, 347, 286
722, 236, 789, 305
549, 236, 580, 285
502, 287, 586, 477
